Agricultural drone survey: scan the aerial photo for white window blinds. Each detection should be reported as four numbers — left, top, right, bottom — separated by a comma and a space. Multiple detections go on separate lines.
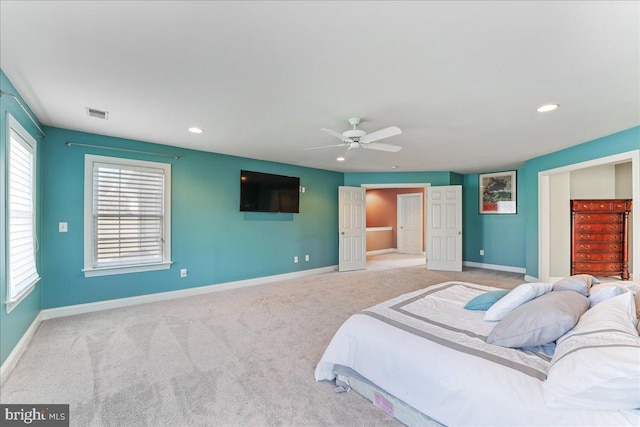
8, 125, 40, 302
91, 162, 166, 268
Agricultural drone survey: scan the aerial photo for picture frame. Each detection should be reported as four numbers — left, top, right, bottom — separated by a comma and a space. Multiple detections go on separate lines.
479, 170, 517, 214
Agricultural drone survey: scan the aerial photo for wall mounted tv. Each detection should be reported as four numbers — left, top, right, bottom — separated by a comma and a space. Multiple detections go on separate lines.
240, 170, 300, 213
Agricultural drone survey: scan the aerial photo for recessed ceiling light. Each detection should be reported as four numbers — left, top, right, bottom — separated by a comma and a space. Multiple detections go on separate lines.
188, 127, 204, 134
537, 104, 559, 113
391, 165, 399, 169
336, 157, 345, 162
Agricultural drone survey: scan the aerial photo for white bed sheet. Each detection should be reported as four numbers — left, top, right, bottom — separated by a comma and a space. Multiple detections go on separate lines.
315, 281, 640, 426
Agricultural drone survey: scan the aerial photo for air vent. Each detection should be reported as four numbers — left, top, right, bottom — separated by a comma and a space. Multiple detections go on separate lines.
86, 107, 109, 120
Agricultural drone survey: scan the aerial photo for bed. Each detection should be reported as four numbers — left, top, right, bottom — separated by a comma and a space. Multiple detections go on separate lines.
314, 281, 640, 426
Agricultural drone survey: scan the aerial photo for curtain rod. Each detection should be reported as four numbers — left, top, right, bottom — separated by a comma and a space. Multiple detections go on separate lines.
0, 90, 46, 138
65, 142, 180, 159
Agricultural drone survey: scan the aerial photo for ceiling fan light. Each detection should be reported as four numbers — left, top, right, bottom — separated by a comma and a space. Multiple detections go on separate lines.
537, 104, 559, 113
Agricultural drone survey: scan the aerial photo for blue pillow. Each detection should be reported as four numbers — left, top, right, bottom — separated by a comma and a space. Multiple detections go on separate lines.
464, 289, 510, 311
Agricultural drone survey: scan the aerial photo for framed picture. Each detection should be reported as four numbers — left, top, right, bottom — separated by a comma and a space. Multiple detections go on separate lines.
479, 170, 517, 214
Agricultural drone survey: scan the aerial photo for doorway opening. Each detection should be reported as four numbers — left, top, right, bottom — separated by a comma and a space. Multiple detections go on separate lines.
538, 150, 639, 282
362, 183, 429, 269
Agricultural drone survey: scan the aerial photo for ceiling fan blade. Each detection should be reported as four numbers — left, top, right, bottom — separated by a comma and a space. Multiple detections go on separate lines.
362, 142, 402, 152
359, 126, 402, 144
304, 143, 346, 151
321, 128, 350, 141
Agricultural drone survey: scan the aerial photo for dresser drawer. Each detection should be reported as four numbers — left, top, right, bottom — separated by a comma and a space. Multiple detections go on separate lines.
572, 200, 631, 212
573, 213, 621, 224
574, 223, 622, 233
574, 233, 622, 243
573, 242, 622, 252
573, 252, 622, 262
573, 262, 622, 274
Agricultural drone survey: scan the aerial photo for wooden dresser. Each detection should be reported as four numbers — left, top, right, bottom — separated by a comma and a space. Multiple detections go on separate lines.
571, 199, 632, 280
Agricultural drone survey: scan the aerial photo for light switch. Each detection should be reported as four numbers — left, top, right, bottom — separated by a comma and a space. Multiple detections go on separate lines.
59, 222, 68, 233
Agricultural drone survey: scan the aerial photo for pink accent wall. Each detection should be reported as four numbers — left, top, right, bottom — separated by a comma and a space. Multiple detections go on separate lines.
366, 188, 426, 251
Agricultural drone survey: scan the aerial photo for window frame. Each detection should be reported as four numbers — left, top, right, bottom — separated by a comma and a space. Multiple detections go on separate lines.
5, 113, 40, 313
83, 154, 172, 277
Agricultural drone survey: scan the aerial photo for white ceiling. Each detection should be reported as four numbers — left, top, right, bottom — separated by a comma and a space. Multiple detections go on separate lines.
1, 1, 638, 174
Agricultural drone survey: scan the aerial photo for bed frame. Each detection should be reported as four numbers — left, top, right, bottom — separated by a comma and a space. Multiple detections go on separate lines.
334, 365, 443, 427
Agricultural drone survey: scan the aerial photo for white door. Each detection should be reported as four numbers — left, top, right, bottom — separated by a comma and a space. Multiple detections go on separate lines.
397, 193, 423, 255
427, 185, 462, 271
338, 186, 367, 272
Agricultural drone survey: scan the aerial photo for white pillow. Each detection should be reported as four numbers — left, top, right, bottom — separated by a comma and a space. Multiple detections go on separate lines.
543, 292, 640, 410
484, 282, 552, 322
588, 284, 627, 307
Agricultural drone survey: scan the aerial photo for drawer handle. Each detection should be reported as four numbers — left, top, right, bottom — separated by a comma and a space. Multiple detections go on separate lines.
580, 245, 590, 250
600, 204, 604, 208
580, 226, 590, 230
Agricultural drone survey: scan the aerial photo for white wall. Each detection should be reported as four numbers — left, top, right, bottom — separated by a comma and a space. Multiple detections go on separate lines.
549, 173, 571, 277
616, 162, 633, 274
570, 164, 616, 199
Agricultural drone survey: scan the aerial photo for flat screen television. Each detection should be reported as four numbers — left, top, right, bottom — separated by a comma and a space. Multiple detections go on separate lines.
240, 170, 300, 213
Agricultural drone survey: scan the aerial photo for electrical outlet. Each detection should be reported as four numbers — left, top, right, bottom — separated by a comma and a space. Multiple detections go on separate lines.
294, 256, 298, 263
305, 254, 309, 262
180, 268, 187, 277
479, 250, 484, 256
59, 222, 68, 233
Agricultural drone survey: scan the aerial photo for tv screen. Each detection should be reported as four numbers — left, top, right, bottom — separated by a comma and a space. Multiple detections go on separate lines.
240, 170, 300, 213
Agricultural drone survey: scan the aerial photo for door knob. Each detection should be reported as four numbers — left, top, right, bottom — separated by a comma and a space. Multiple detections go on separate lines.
341, 232, 345, 235
457, 231, 461, 235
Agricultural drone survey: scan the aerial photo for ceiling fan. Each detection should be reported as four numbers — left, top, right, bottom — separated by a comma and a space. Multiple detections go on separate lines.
305, 117, 402, 157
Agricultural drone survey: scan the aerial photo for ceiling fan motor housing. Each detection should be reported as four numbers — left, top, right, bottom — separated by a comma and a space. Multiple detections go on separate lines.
343, 129, 367, 139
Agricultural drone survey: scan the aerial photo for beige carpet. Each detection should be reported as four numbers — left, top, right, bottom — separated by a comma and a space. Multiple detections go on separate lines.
1, 255, 524, 426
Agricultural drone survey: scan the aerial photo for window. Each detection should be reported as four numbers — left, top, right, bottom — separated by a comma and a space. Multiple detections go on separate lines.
84, 155, 172, 277
6, 114, 40, 311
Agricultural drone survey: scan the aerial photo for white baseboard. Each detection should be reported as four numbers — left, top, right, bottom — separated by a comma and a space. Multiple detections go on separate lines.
463, 261, 526, 274
524, 275, 539, 282
41, 265, 337, 320
366, 248, 398, 256
1, 311, 42, 385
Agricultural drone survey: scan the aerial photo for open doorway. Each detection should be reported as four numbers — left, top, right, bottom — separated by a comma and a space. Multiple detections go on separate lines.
363, 184, 429, 269
539, 150, 639, 282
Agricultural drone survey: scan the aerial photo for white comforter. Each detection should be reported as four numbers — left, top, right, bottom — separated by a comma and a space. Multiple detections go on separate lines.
315, 281, 640, 426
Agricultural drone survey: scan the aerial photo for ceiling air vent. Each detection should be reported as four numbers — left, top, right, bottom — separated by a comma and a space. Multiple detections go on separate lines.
86, 107, 109, 120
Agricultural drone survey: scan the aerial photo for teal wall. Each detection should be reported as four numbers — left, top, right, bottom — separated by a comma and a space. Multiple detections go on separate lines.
40, 127, 343, 309
463, 169, 526, 268
344, 171, 454, 186
524, 127, 640, 278
0, 71, 43, 366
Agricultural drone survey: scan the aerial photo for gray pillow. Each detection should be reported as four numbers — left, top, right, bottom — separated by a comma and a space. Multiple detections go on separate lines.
486, 291, 589, 348
552, 274, 599, 296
